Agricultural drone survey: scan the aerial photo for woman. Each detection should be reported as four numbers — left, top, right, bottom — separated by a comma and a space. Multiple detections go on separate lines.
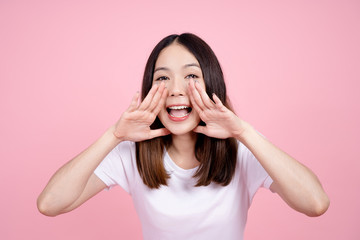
37, 33, 329, 240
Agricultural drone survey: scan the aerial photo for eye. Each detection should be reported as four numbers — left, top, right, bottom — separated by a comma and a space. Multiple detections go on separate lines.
185, 74, 198, 79
155, 76, 169, 81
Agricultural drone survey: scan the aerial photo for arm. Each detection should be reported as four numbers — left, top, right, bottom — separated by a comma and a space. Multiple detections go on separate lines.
237, 122, 330, 217
188, 79, 330, 216
37, 82, 169, 216
37, 127, 120, 216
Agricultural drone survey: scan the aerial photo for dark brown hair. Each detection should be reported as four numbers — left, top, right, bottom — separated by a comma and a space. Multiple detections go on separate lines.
136, 33, 238, 189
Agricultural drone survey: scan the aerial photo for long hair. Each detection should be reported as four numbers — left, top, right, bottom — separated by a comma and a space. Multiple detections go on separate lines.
136, 33, 238, 189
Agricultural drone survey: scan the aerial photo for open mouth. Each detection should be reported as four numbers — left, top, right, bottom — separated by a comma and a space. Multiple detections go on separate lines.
167, 106, 192, 118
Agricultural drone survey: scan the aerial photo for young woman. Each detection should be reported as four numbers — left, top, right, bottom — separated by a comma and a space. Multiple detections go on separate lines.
37, 33, 329, 240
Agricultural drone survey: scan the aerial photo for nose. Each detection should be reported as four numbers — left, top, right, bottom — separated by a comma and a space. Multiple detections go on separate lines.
167, 77, 187, 97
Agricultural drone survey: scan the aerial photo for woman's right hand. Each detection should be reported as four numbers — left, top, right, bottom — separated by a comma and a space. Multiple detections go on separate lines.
113, 81, 170, 142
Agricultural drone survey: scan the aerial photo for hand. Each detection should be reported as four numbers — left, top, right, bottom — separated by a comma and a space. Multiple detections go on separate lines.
113, 82, 170, 142
188, 79, 248, 139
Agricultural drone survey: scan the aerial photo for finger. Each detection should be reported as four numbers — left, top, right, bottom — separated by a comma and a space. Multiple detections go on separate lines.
138, 83, 160, 111
194, 80, 215, 109
212, 93, 225, 110
147, 82, 166, 112
127, 91, 140, 112
152, 87, 168, 114
189, 79, 206, 111
188, 85, 203, 114
149, 128, 171, 139
193, 126, 208, 135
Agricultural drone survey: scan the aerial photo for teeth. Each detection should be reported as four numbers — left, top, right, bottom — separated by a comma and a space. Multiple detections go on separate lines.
168, 106, 189, 110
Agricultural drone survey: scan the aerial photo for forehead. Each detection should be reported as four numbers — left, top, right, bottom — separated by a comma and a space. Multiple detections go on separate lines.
155, 43, 199, 68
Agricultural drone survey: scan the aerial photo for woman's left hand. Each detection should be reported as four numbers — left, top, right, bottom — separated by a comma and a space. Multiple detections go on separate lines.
188, 79, 248, 139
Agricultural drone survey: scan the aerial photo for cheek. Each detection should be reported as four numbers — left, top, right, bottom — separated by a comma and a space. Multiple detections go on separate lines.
192, 111, 201, 122
157, 108, 167, 122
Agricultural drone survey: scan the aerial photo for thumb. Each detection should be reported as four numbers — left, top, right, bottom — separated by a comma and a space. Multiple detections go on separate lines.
149, 128, 171, 139
193, 126, 208, 135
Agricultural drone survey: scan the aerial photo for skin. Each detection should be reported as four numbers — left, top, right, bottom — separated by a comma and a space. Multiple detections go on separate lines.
152, 43, 206, 169
37, 42, 329, 218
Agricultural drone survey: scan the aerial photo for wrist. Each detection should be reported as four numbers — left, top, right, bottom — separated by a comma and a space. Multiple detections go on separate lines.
234, 120, 256, 142
106, 125, 124, 144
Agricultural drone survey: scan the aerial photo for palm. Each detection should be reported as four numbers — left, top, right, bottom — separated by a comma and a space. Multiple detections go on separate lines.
197, 106, 239, 139
114, 82, 170, 142
189, 80, 244, 139
116, 110, 157, 142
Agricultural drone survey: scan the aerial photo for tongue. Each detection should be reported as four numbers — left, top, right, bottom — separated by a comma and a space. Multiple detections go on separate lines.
169, 109, 188, 117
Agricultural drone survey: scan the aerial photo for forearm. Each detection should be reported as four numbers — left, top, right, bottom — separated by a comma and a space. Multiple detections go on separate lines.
37, 84, 169, 216
37, 126, 121, 215
237, 122, 329, 216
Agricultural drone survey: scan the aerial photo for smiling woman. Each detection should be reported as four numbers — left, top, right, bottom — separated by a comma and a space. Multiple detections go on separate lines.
137, 34, 238, 189
37, 33, 329, 240
154, 43, 205, 132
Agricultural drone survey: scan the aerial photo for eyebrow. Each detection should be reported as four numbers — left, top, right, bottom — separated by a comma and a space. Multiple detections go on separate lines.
154, 63, 201, 73
183, 63, 201, 69
154, 67, 169, 73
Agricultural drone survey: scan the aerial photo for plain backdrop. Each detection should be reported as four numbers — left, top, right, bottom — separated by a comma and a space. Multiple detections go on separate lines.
1, 0, 359, 239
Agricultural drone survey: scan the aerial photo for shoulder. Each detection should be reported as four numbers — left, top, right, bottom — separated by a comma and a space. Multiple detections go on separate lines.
236, 140, 259, 170
110, 141, 136, 158
104, 141, 136, 166
114, 140, 135, 153
236, 140, 251, 158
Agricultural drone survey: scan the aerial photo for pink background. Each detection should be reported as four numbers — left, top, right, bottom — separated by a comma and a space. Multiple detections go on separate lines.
1, 0, 359, 239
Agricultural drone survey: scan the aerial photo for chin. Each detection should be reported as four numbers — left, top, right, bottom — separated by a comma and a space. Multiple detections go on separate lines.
167, 127, 197, 136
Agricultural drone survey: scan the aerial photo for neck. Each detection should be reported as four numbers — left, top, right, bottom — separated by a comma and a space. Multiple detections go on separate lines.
171, 132, 197, 153
168, 132, 199, 169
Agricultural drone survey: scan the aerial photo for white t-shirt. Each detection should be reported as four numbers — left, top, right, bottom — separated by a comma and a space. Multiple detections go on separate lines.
94, 141, 273, 240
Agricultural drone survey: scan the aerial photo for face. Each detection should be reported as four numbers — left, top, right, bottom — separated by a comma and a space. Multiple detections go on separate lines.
153, 43, 206, 136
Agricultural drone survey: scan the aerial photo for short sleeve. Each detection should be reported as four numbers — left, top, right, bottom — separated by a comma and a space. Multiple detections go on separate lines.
94, 141, 136, 195
237, 141, 273, 202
